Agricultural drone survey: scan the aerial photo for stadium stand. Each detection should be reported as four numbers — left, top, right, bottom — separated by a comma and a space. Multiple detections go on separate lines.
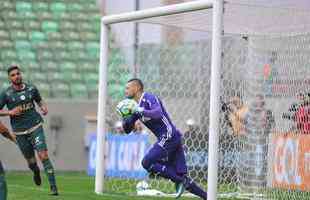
0, 0, 129, 99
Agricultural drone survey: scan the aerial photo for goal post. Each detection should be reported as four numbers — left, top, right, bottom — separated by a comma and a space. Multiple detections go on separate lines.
96, 1, 310, 200
96, 1, 223, 200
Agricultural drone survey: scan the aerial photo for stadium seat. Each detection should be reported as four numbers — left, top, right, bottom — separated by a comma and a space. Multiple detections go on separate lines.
17, 12, 36, 20
47, 32, 62, 41
79, 62, 98, 73
16, 2, 32, 13
79, 22, 93, 31
71, 51, 89, 61
1, 50, 18, 60
60, 21, 75, 31
47, 72, 66, 82
84, 73, 98, 85
1, 1, 14, 10
24, 20, 41, 30
50, 2, 66, 15
80, 32, 98, 41
108, 84, 124, 99
5, 20, 23, 30
30, 71, 48, 83
54, 51, 71, 61
86, 82, 98, 98
0, 20, 5, 28
62, 62, 77, 72
74, 13, 89, 21
48, 41, 66, 50
62, 31, 80, 41
0, 30, 10, 39
66, 41, 84, 51
35, 82, 50, 98
70, 83, 88, 98
36, 11, 53, 20
15, 40, 32, 50
41, 61, 59, 72
52, 12, 71, 20
2, 11, 17, 20
42, 21, 59, 32
10, 30, 28, 40
22, 61, 41, 72
17, 50, 36, 61
32, 41, 49, 50
0, 71, 7, 81
64, 71, 83, 83
86, 42, 100, 58
29, 31, 46, 43
67, 3, 83, 12
0, 40, 13, 48
51, 82, 70, 98
32, 2, 49, 12
37, 51, 53, 60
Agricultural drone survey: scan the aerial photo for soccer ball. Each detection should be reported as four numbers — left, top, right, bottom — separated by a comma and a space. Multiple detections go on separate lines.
136, 180, 149, 191
116, 99, 138, 118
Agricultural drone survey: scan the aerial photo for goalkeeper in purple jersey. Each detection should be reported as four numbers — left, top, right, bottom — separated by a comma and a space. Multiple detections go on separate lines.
121, 78, 207, 199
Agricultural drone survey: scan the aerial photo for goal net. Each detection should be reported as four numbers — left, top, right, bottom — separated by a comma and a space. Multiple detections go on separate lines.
97, 1, 310, 199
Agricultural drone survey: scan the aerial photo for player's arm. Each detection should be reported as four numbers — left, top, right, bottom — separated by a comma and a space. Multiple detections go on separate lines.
136, 95, 163, 119
0, 122, 16, 143
33, 86, 48, 115
122, 113, 141, 134
0, 91, 21, 117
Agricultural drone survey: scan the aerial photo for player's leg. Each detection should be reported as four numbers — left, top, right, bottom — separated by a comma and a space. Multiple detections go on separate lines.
174, 144, 207, 200
0, 161, 7, 200
141, 143, 184, 184
30, 127, 58, 195
15, 135, 41, 186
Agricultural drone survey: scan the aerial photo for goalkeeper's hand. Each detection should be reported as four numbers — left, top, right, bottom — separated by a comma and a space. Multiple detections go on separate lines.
133, 106, 144, 115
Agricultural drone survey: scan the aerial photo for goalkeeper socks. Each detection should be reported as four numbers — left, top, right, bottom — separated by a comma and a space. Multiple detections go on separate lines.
28, 162, 40, 173
0, 174, 7, 200
184, 177, 207, 200
42, 159, 57, 187
151, 164, 184, 183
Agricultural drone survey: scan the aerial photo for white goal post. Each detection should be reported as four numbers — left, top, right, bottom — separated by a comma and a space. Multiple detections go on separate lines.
95, 1, 223, 200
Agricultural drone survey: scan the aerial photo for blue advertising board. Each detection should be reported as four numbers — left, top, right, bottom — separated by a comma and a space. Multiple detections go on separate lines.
88, 133, 149, 179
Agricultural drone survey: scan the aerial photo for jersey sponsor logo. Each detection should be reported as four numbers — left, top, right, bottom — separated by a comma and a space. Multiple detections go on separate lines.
20, 102, 34, 112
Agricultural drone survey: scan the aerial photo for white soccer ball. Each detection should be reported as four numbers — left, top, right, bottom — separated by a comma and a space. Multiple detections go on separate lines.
116, 99, 138, 118
136, 180, 149, 191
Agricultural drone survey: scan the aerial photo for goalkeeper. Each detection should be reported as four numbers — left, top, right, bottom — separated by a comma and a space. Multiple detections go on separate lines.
0, 121, 16, 200
117, 78, 207, 199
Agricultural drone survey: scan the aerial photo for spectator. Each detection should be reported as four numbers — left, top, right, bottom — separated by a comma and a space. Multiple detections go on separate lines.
222, 96, 248, 136
133, 121, 148, 135
283, 92, 310, 134
114, 121, 124, 134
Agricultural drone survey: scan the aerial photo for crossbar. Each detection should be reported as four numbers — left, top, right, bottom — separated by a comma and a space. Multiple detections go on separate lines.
101, 0, 213, 25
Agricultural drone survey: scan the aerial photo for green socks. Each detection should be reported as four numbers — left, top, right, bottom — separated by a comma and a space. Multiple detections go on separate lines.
42, 159, 57, 187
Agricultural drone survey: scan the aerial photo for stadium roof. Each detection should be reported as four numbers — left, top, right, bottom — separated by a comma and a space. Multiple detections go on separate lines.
140, 0, 310, 36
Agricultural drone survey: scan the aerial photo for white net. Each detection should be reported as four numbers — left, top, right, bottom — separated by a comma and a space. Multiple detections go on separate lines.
101, 1, 310, 199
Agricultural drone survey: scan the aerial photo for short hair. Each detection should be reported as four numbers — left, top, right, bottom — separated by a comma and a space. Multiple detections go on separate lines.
128, 78, 144, 91
7, 65, 20, 75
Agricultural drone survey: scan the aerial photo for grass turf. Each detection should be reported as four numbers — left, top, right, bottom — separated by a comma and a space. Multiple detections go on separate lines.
6, 171, 201, 200
8, 171, 306, 200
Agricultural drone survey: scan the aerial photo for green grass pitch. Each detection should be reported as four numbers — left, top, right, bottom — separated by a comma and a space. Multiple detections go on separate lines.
6, 171, 201, 200
4, 171, 278, 200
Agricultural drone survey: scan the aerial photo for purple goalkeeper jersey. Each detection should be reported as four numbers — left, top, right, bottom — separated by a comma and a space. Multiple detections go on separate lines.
138, 92, 180, 141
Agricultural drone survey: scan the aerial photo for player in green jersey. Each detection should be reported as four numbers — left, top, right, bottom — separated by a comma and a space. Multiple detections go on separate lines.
0, 121, 16, 200
0, 65, 58, 196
